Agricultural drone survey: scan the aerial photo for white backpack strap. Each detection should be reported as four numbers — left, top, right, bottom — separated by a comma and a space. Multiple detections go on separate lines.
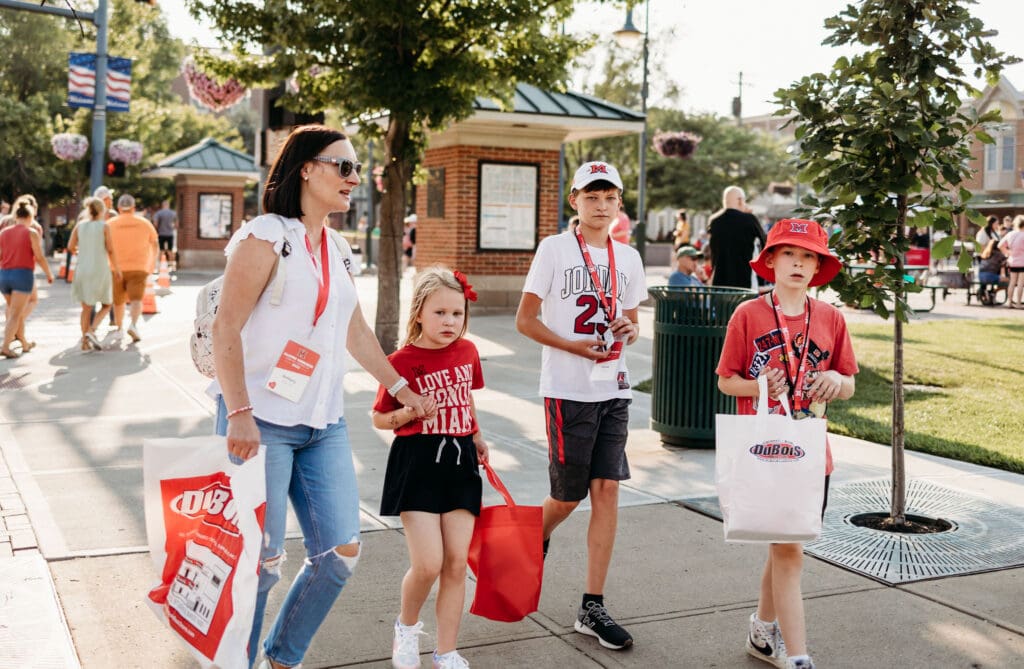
266, 214, 290, 306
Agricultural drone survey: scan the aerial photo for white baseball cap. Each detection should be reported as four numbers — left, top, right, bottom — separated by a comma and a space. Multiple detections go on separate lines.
571, 161, 623, 191
93, 186, 114, 200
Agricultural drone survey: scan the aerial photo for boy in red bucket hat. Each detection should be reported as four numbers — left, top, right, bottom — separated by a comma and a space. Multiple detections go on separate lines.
715, 219, 859, 669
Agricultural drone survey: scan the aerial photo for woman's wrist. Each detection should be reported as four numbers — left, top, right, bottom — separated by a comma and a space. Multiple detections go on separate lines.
227, 404, 254, 419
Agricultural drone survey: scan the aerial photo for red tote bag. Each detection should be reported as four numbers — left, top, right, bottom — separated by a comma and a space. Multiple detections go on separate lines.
467, 461, 544, 622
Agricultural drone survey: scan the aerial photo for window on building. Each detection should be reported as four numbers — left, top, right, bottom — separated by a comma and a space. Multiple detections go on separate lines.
986, 142, 997, 171
1001, 133, 1016, 172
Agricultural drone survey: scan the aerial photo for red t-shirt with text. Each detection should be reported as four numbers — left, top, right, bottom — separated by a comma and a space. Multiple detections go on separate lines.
716, 295, 859, 475
373, 338, 484, 437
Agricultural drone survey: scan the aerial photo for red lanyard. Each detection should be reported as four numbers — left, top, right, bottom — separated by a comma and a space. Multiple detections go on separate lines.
769, 291, 812, 411
574, 228, 617, 322
303, 231, 331, 327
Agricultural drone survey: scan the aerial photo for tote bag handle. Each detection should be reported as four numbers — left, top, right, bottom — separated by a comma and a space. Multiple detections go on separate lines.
480, 460, 516, 509
756, 373, 792, 418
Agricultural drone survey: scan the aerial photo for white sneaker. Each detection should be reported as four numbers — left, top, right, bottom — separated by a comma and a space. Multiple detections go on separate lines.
126, 324, 141, 342
746, 613, 787, 668
787, 656, 815, 669
392, 619, 425, 669
254, 659, 302, 669
85, 331, 102, 350
432, 650, 469, 669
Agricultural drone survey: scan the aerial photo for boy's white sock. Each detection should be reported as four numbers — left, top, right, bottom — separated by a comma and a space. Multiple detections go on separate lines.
789, 654, 811, 663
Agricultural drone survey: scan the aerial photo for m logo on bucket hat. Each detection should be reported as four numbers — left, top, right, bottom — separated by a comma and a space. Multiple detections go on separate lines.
749, 218, 843, 287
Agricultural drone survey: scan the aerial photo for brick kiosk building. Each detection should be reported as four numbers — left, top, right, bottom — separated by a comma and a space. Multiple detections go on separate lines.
144, 138, 260, 269
962, 76, 1023, 234
409, 84, 644, 309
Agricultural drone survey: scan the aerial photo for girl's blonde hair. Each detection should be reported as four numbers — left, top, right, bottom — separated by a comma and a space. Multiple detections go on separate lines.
79, 196, 106, 222
403, 265, 471, 347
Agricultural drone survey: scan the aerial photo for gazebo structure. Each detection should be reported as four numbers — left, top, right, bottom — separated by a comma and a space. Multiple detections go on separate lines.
144, 138, 259, 269
378, 84, 645, 308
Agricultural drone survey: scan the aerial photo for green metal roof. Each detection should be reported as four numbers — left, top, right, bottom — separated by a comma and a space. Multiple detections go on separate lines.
156, 138, 257, 173
473, 83, 644, 122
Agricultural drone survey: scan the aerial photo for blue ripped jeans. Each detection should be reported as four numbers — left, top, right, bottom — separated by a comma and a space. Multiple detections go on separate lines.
216, 397, 361, 668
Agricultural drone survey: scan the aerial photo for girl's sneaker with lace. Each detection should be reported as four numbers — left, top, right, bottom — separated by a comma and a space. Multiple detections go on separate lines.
746, 613, 787, 667
392, 619, 425, 669
432, 650, 469, 669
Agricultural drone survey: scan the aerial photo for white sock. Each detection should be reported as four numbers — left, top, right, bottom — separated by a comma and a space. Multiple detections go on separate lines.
789, 654, 811, 664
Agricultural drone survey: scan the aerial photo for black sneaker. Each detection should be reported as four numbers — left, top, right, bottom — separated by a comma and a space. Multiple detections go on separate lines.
574, 601, 633, 649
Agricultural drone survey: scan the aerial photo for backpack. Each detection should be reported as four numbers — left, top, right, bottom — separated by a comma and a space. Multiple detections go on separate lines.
190, 217, 351, 379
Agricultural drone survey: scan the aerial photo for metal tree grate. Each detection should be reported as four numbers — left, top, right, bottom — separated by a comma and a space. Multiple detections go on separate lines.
679, 478, 1024, 585
0, 373, 30, 391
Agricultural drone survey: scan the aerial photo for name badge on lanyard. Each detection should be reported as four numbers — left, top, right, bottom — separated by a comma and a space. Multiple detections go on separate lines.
575, 229, 623, 383
266, 231, 330, 403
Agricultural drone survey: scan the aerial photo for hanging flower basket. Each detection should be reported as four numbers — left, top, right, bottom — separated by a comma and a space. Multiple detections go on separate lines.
109, 139, 143, 165
182, 57, 247, 112
51, 133, 89, 161
653, 130, 702, 159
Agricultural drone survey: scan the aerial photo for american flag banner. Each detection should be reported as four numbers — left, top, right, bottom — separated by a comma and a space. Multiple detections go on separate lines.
68, 52, 133, 112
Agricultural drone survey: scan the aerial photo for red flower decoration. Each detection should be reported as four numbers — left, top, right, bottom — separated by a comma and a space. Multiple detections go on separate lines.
453, 270, 477, 302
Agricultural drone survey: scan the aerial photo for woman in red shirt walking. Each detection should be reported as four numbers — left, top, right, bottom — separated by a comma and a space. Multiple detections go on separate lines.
0, 201, 54, 358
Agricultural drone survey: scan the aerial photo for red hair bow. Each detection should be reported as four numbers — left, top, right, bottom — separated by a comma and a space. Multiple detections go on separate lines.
453, 270, 478, 302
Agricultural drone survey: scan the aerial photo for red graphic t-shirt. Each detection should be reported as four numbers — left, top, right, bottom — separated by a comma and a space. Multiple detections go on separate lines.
373, 338, 484, 437
716, 295, 859, 475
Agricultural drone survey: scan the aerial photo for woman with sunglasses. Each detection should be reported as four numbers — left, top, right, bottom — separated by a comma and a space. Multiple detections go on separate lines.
211, 124, 436, 669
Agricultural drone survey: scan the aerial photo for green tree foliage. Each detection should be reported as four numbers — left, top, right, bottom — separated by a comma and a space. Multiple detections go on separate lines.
188, 0, 586, 351
0, 1, 245, 209
566, 43, 790, 225
646, 109, 792, 214
775, 0, 1018, 524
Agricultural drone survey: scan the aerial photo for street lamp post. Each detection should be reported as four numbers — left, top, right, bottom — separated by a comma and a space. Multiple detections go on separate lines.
614, 1, 649, 264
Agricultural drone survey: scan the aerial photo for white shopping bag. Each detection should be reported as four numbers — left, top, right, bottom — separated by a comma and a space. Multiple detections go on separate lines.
144, 436, 266, 669
715, 375, 827, 543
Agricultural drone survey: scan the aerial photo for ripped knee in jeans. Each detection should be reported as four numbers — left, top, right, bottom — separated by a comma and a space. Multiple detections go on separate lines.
312, 537, 361, 582
258, 551, 286, 591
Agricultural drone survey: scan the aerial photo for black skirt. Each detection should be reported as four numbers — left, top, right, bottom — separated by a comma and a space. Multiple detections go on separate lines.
380, 433, 482, 516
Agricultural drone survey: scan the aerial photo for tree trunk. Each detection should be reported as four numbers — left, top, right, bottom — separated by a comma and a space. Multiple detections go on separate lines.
891, 196, 907, 524
375, 115, 413, 354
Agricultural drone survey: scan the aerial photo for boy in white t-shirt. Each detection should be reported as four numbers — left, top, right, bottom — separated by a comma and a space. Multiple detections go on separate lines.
515, 161, 647, 651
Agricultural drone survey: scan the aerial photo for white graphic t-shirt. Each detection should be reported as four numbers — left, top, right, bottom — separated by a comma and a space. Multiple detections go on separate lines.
522, 230, 647, 402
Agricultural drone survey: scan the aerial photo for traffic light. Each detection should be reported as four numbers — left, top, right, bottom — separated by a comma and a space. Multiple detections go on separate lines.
105, 160, 126, 178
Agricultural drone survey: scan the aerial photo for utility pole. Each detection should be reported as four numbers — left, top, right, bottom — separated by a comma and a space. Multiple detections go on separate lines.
0, 0, 109, 193
732, 71, 743, 126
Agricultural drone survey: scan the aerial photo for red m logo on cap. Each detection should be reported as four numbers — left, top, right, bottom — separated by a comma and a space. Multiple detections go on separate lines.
589, 164, 609, 174
789, 222, 809, 233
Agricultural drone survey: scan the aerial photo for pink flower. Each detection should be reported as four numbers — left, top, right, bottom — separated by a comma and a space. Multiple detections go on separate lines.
109, 139, 143, 165
653, 131, 702, 159
51, 133, 89, 161
182, 58, 247, 112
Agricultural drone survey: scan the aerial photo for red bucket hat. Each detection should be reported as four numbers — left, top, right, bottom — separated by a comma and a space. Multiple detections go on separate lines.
750, 218, 842, 288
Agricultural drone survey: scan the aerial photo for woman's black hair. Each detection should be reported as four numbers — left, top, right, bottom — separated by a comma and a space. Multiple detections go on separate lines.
14, 202, 34, 219
262, 124, 347, 219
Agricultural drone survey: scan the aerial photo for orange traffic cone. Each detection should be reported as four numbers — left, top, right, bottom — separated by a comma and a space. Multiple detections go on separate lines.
156, 260, 172, 294
66, 254, 76, 282
58, 263, 66, 279
142, 275, 158, 314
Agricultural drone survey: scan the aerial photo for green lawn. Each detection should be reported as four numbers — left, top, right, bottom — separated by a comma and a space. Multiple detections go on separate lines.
636, 318, 1024, 473
827, 319, 1024, 474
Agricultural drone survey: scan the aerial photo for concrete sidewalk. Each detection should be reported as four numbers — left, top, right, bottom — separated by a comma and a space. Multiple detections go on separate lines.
1, 266, 1022, 668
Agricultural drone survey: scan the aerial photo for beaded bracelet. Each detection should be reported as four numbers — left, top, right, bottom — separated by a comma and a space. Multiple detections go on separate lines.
227, 404, 254, 419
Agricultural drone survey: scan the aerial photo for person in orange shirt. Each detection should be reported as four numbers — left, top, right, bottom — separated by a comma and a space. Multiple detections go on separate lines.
107, 194, 157, 342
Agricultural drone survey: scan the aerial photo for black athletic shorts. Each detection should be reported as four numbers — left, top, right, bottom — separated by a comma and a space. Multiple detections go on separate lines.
544, 397, 631, 502
158, 235, 174, 252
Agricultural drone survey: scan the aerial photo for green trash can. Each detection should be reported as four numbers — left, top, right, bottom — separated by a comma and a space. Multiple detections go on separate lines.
649, 286, 755, 448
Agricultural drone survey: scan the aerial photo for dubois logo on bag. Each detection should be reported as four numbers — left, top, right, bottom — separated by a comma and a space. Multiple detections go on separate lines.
750, 440, 805, 462
170, 482, 242, 536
